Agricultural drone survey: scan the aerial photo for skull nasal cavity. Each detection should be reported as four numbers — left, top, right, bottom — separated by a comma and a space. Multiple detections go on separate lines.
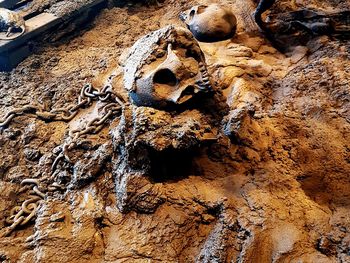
153, 69, 177, 86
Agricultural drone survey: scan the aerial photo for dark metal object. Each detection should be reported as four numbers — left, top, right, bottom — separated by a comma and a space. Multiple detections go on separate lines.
0, 0, 20, 9
254, 0, 350, 50
253, 0, 276, 30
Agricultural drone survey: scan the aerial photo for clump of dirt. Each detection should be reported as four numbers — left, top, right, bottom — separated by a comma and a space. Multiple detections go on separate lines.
0, 0, 349, 262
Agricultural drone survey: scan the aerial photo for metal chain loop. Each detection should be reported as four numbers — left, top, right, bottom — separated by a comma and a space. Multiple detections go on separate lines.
3, 82, 125, 237
0, 105, 40, 127
2, 179, 46, 237
51, 101, 123, 172
0, 83, 123, 128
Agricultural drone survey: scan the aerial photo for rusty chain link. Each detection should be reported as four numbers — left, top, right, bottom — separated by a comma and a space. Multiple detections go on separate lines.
2, 83, 125, 237
51, 101, 123, 172
0, 83, 122, 128
2, 179, 46, 237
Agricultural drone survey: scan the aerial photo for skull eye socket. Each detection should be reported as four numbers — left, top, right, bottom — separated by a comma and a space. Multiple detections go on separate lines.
153, 69, 177, 86
189, 9, 196, 20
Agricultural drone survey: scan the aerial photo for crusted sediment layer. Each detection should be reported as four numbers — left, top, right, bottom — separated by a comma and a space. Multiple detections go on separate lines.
0, 0, 349, 262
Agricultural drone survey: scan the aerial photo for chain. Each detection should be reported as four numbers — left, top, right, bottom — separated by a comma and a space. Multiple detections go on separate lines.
2, 179, 46, 237
51, 101, 123, 171
2, 83, 125, 237
0, 83, 121, 128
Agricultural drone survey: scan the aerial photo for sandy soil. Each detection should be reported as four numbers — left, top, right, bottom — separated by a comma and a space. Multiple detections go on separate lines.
0, 0, 349, 262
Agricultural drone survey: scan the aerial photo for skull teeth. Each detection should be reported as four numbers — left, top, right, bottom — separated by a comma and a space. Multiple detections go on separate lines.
201, 68, 208, 75
203, 81, 211, 86
195, 79, 211, 90
199, 63, 207, 71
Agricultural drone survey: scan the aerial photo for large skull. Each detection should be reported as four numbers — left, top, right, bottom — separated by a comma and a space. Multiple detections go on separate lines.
180, 4, 237, 43
123, 26, 213, 109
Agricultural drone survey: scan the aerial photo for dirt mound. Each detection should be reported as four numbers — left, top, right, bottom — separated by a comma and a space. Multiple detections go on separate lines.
0, 0, 349, 262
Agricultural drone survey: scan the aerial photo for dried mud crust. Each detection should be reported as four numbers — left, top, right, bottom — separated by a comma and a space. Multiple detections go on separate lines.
0, 0, 349, 262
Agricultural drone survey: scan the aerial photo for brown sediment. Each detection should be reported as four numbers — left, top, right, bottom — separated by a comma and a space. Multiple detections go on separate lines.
0, 0, 349, 262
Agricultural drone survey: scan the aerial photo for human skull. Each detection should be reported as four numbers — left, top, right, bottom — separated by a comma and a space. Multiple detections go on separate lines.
180, 4, 237, 42
123, 26, 213, 109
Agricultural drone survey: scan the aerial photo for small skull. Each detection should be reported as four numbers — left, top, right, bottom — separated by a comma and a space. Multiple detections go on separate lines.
123, 26, 213, 109
180, 4, 237, 42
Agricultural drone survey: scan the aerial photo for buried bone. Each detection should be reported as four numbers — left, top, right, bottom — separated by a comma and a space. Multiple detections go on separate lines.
180, 4, 237, 42
0, 8, 26, 40
123, 26, 213, 109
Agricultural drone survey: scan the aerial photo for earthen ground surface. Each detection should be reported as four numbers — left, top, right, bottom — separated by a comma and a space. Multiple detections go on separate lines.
0, 0, 349, 262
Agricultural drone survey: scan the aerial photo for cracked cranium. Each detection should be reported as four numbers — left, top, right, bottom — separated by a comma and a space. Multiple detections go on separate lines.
123, 26, 213, 109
